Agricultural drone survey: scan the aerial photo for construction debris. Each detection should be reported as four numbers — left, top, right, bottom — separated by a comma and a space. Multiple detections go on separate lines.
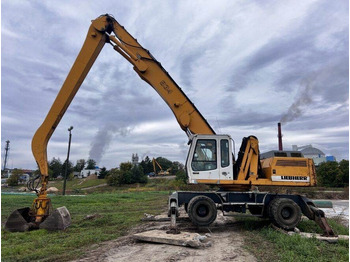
287, 231, 349, 243
133, 230, 211, 248
271, 225, 348, 243
47, 187, 59, 193
84, 213, 102, 220
142, 213, 189, 222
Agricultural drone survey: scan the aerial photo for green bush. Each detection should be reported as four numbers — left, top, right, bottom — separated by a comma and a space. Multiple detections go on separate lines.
317, 160, 349, 187
175, 170, 188, 183
107, 164, 148, 186
7, 174, 19, 186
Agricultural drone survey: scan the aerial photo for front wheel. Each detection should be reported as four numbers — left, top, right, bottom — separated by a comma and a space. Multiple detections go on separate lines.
268, 198, 301, 230
188, 195, 217, 226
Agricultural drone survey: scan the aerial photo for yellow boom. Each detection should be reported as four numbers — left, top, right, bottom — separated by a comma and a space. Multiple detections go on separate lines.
31, 14, 214, 221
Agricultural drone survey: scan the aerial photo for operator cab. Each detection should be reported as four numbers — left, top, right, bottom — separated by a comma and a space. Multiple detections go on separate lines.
186, 134, 234, 184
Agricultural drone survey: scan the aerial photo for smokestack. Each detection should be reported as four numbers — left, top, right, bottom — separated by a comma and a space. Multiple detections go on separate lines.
278, 122, 283, 151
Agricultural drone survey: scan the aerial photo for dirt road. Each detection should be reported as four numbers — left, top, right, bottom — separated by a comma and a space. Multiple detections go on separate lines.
72, 210, 256, 262
71, 200, 348, 261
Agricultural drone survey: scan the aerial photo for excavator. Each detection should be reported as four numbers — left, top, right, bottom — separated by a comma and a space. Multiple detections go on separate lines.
152, 158, 170, 176
5, 14, 335, 236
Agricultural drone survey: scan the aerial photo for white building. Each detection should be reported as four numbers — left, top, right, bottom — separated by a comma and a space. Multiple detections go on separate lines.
292, 145, 335, 166
132, 153, 139, 165
79, 168, 100, 178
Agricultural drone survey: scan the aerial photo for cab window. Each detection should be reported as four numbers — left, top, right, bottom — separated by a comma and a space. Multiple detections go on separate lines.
221, 139, 229, 167
191, 139, 217, 171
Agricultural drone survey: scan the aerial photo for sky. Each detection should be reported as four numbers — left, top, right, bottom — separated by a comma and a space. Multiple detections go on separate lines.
1, 0, 349, 170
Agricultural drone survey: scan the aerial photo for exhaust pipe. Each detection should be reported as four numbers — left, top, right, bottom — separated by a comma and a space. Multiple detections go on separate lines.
278, 122, 283, 151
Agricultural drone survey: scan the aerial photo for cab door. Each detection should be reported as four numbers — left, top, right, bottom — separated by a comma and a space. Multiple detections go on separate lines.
187, 137, 220, 183
219, 138, 233, 181
187, 135, 233, 184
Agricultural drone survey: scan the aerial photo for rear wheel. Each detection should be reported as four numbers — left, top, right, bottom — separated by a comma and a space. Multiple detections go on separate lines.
268, 198, 301, 230
188, 195, 217, 226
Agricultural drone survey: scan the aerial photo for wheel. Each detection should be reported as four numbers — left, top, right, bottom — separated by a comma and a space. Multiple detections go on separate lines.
268, 198, 301, 230
188, 195, 217, 226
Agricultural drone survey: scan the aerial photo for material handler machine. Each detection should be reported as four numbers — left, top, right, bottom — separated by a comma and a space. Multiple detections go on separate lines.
5, 14, 335, 236
152, 158, 170, 176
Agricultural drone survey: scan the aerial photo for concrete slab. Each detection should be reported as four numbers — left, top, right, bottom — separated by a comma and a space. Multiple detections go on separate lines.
133, 230, 210, 248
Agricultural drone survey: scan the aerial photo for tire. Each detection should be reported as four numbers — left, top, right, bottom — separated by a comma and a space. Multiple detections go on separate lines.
188, 195, 217, 226
268, 198, 301, 230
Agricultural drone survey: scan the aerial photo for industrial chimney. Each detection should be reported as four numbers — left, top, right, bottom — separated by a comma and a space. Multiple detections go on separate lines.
278, 122, 283, 151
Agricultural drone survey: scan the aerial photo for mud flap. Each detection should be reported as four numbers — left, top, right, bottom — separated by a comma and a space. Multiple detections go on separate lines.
4, 207, 34, 232
39, 206, 71, 231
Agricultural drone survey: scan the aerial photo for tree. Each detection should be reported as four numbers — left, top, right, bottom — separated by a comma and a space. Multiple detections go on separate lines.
156, 157, 172, 171
99, 167, 108, 179
106, 168, 122, 186
120, 162, 132, 172
338, 160, 349, 187
7, 169, 22, 186
175, 170, 188, 183
86, 159, 97, 169
316, 161, 348, 187
171, 161, 185, 175
140, 156, 153, 174
107, 162, 147, 186
48, 158, 63, 179
130, 165, 147, 184
61, 159, 74, 179
74, 159, 86, 172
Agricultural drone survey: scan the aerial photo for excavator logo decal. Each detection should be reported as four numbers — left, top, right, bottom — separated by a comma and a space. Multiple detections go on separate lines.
160, 80, 173, 94
272, 176, 310, 182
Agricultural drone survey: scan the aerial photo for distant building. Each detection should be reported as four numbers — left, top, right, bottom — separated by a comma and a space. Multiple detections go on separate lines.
79, 167, 100, 178
1, 169, 33, 184
132, 153, 139, 165
292, 145, 336, 166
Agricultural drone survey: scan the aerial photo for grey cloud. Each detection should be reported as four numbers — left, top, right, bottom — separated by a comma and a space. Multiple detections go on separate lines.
2, 1, 348, 170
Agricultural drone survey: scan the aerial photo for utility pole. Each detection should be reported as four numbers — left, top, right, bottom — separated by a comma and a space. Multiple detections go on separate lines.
63, 127, 73, 196
3, 140, 10, 171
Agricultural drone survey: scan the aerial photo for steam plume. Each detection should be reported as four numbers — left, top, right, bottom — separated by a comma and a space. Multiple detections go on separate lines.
89, 124, 133, 164
280, 76, 315, 123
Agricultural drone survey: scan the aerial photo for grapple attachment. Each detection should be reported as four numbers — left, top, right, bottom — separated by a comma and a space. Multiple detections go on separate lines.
4, 207, 34, 232
39, 206, 71, 230
4, 206, 71, 232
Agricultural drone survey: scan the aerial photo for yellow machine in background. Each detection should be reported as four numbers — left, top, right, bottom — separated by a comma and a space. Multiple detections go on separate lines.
4, 14, 334, 236
152, 158, 170, 176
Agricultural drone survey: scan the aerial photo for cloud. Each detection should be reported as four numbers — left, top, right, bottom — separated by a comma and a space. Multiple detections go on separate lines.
2, 1, 348, 170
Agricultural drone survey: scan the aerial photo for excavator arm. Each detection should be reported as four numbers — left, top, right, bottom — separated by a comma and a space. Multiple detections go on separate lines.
31, 14, 214, 221
108, 16, 215, 135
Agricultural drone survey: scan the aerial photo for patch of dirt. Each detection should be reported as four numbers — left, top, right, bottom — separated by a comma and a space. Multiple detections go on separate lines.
71, 209, 256, 262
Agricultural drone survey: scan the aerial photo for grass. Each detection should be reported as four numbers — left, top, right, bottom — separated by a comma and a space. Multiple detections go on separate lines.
1, 191, 169, 261
43, 178, 108, 191
2, 179, 349, 261
239, 217, 349, 262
